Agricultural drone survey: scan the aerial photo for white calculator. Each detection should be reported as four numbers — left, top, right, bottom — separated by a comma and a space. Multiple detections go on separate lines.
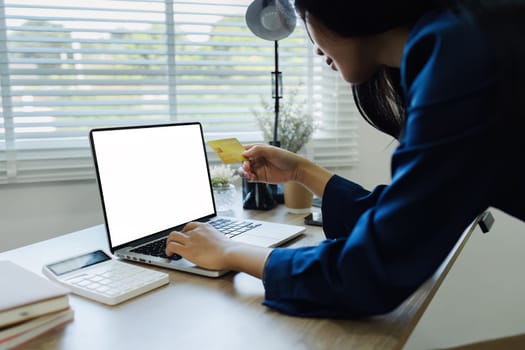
43, 250, 169, 305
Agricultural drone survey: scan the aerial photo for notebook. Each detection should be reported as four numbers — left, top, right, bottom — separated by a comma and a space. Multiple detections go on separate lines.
89, 122, 305, 277
0, 261, 70, 328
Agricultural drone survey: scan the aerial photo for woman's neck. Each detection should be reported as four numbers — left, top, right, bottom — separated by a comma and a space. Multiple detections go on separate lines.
376, 27, 410, 68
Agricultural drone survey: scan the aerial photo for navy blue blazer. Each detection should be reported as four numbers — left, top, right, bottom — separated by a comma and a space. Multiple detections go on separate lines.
262, 9, 525, 318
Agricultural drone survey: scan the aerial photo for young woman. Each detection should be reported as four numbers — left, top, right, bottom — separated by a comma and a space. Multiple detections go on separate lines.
165, 0, 525, 318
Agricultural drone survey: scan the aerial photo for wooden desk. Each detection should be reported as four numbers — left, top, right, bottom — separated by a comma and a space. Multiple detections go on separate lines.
0, 204, 480, 350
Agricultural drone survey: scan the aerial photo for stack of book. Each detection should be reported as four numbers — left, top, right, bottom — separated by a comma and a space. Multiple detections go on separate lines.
0, 261, 74, 349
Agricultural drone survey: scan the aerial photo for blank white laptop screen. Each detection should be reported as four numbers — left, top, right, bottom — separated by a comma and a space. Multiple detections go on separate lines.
90, 123, 215, 248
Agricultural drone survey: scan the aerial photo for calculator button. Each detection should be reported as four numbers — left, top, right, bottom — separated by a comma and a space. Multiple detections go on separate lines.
76, 280, 91, 287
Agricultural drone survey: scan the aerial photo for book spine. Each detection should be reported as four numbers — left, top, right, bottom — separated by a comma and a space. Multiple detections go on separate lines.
0, 309, 74, 350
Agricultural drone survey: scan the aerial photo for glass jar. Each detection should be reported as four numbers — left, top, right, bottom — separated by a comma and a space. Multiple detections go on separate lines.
212, 183, 236, 213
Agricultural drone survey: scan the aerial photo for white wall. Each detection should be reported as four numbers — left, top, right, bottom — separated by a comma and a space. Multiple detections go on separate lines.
1, 116, 524, 348
0, 181, 103, 252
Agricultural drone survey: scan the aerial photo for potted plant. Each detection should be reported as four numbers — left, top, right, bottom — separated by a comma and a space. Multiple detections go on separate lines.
209, 164, 239, 213
252, 86, 316, 213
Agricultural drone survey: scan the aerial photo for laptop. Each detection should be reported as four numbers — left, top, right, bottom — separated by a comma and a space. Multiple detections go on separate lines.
89, 122, 305, 277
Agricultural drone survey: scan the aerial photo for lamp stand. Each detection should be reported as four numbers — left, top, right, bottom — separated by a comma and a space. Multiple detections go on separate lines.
243, 41, 285, 209
270, 40, 281, 147
269, 40, 284, 203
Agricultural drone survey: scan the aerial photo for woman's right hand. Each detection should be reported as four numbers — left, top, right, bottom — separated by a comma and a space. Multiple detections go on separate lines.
240, 144, 306, 184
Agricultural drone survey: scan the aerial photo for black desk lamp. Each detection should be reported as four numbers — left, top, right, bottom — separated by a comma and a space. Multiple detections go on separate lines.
243, 0, 296, 210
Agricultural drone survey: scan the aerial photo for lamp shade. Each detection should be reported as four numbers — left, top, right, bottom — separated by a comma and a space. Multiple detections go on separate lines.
245, 0, 296, 41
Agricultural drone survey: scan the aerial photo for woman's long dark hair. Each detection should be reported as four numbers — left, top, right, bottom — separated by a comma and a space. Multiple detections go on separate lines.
352, 67, 405, 140
294, 0, 525, 139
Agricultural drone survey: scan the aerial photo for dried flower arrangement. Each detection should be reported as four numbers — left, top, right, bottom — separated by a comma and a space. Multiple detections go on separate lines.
252, 86, 316, 153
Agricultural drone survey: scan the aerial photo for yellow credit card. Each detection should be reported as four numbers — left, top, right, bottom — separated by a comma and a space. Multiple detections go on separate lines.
207, 138, 248, 164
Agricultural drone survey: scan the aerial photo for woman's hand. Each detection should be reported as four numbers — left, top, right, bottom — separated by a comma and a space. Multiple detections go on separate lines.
241, 144, 333, 197
240, 144, 305, 184
165, 222, 272, 278
165, 222, 232, 271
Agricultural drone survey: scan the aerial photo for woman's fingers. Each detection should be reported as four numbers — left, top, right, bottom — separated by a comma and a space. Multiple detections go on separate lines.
163, 222, 232, 270
165, 230, 190, 255
181, 222, 199, 232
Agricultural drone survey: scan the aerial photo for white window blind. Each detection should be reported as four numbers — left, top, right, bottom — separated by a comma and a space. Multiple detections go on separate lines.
0, 0, 359, 184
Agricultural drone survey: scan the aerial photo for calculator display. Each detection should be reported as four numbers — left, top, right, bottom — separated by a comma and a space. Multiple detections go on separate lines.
46, 250, 111, 276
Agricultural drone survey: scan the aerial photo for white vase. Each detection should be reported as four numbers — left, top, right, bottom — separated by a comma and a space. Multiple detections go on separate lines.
212, 184, 237, 213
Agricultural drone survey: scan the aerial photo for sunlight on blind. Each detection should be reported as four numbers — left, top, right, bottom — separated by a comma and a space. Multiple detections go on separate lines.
0, 0, 359, 184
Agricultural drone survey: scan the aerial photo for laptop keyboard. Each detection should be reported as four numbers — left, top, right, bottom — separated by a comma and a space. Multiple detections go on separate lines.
131, 238, 180, 260
209, 218, 261, 238
131, 219, 261, 259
